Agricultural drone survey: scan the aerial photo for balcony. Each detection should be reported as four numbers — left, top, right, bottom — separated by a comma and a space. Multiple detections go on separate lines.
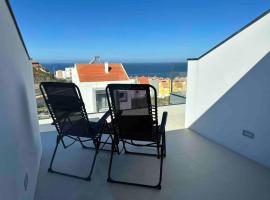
35, 94, 270, 200
35, 128, 270, 200
2, 1, 270, 199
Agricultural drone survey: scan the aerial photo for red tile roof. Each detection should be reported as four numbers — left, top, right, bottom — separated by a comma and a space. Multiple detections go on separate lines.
137, 76, 149, 84
76, 63, 129, 82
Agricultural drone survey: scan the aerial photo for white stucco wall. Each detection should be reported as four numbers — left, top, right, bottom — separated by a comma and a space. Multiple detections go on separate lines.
191, 52, 270, 167
0, 1, 42, 199
186, 12, 270, 127
185, 11, 270, 167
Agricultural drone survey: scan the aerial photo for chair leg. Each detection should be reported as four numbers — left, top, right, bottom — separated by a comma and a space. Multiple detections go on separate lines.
77, 137, 89, 149
60, 137, 67, 148
157, 145, 160, 159
107, 138, 163, 189
107, 136, 115, 182
115, 141, 120, 155
48, 135, 61, 172
157, 146, 164, 189
162, 132, 166, 157
48, 135, 99, 181
87, 136, 101, 180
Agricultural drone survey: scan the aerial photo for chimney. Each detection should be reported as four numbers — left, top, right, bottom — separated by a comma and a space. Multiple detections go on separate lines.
105, 62, 109, 73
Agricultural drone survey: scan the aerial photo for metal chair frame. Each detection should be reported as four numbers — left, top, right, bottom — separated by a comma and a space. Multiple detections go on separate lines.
40, 82, 115, 181
106, 84, 167, 189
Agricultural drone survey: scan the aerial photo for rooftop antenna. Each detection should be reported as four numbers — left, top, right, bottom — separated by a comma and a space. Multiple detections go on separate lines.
89, 56, 100, 64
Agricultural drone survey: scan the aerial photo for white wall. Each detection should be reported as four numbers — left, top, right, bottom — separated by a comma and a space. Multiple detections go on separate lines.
64, 67, 73, 79
185, 11, 270, 167
186, 12, 270, 127
185, 60, 198, 127
191, 52, 270, 167
0, 1, 42, 199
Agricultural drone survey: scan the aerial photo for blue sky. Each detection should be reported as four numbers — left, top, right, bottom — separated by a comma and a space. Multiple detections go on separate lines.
11, 0, 270, 63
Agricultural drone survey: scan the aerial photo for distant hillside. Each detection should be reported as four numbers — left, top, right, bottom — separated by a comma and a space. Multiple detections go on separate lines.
32, 64, 68, 119
33, 66, 55, 84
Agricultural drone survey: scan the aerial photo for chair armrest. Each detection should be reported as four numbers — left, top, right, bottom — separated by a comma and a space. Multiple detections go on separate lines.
159, 111, 168, 133
98, 110, 110, 124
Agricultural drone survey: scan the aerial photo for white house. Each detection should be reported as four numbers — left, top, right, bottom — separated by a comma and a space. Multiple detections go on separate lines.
64, 67, 73, 79
72, 62, 135, 113
55, 70, 65, 79
55, 67, 73, 80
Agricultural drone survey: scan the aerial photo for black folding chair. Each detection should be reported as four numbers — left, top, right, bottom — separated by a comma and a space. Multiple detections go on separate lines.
40, 82, 113, 181
106, 84, 168, 189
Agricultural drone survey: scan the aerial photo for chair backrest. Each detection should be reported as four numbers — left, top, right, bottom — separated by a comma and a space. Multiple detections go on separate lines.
40, 82, 91, 137
106, 84, 159, 142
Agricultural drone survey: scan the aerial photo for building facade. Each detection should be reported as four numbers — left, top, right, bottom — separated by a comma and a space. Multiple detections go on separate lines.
172, 77, 187, 94
64, 67, 73, 80
55, 70, 65, 79
72, 62, 135, 113
149, 77, 171, 98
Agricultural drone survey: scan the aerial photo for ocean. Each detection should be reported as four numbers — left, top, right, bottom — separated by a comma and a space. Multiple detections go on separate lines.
41, 62, 187, 78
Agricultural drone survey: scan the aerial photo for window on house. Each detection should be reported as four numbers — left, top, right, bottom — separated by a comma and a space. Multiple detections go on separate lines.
96, 90, 108, 112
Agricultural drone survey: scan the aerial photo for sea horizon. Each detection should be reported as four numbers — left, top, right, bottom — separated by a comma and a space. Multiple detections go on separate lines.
41, 62, 187, 78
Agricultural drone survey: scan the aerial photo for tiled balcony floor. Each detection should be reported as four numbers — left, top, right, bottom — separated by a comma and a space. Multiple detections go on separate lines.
35, 129, 270, 200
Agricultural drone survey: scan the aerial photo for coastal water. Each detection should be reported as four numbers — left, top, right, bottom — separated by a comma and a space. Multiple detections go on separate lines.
42, 62, 187, 78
